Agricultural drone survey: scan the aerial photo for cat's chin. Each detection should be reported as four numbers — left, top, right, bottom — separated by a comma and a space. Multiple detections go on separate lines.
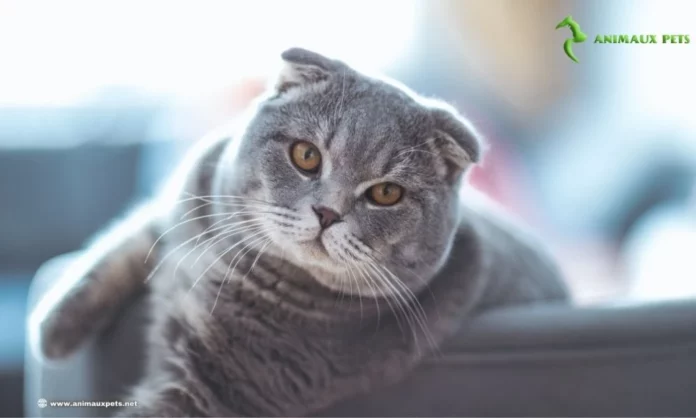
295, 239, 341, 270
267, 237, 390, 296
267, 237, 395, 298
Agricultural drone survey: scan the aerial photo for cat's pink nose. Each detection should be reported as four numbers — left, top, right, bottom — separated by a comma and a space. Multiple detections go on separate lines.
312, 205, 342, 229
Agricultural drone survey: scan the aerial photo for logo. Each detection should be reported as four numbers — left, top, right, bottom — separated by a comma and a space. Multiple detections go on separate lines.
38, 398, 48, 409
556, 15, 691, 63
555, 15, 587, 63
594, 34, 690, 44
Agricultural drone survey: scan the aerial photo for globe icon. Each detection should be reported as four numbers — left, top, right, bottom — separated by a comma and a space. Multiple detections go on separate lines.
37, 398, 48, 409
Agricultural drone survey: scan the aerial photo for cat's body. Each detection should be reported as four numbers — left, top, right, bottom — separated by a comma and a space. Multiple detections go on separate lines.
31, 49, 568, 417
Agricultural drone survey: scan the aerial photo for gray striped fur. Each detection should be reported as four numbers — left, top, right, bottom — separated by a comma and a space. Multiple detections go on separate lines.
33, 48, 568, 417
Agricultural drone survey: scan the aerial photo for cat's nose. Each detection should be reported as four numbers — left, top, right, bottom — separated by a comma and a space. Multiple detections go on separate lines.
312, 205, 342, 229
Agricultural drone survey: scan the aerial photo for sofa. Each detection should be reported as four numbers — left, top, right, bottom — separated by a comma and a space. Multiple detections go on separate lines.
25, 253, 696, 417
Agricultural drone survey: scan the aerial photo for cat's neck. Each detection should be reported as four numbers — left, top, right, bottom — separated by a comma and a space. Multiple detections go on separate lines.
157, 206, 398, 336
160, 145, 406, 334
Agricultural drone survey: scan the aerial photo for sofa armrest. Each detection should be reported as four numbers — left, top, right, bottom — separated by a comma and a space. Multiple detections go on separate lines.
25, 254, 696, 417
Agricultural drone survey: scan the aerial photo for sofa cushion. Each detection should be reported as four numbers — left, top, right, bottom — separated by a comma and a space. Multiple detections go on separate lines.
25, 254, 696, 417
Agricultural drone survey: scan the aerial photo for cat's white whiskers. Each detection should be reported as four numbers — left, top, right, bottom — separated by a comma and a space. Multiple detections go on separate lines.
394, 267, 442, 322
344, 258, 355, 310
179, 201, 216, 220
146, 225, 227, 283
184, 197, 299, 218
196, 214, 240, 244
333, 256, 348, 307
177, 201, 282, 222
333, 68, 347, 124
240, 238, 272, 284
362, 261, 420, 349
375, 262, 430, 324
351, 261, 384, 331
367, 245, 440, 318
178, 192, 273, 206
212, 234, 271, 314
362, 257, 437, 354
192, 220, 266, 266
398, 149, 439, 158
394, 140, 433, 158
343, 259, 364, 322
177, 219, 259, 267
176, 193, 299, 221
173, 226, 263, 284
188, 227, 270, 298
373, 262, 438, 354
173, 220, 266, 279
328, 240, 355, 308
334, 237, 403, 333
145, 211, 241, 263
211, 233, 274, 315
334, 237, 430, 337
193, 232, 268, 308
189, 203, 298, 218
148, 207, 267, 268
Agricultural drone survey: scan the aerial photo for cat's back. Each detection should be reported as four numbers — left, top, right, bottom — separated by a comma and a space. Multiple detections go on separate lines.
457, 187, 571, 310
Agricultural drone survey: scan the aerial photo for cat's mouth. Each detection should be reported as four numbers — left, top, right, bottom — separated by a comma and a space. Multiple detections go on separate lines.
298, 235, 351, 273
294, 235, 330, 260
313, 236, 328, 253
306, 236, 329, 258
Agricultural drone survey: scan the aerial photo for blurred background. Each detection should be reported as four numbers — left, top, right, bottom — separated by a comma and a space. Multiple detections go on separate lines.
1, 0, 695, 415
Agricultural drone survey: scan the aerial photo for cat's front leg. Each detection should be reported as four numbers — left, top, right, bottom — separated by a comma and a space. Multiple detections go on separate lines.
31, 204, 160, 360
116, 381, 214, 418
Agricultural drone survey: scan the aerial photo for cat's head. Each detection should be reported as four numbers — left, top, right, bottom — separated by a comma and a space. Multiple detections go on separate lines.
214, 48, 483, 297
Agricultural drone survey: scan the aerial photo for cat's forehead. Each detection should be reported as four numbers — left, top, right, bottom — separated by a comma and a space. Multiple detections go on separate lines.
349, 78, 426, 121
336, 83, 429, 140
260, 72, 438, 183
273, 80, 432, 148
321, 86, 435, 183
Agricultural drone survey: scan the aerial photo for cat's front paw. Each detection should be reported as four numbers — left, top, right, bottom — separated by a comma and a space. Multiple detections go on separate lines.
39, 315, 82, 360
37, 301, 96, 361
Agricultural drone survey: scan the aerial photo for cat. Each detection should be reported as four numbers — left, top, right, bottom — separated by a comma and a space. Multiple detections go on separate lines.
31, 48, 569, 417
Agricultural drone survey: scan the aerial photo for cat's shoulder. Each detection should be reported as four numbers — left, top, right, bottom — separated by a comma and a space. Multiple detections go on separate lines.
455, 186, 550, 256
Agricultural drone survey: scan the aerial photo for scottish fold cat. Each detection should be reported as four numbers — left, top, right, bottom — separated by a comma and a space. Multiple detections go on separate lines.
32, 48, 568, 417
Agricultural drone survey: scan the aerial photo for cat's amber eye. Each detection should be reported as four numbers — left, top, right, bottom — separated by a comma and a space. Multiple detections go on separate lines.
290, 141, 321, 173
367, 182, 404, 206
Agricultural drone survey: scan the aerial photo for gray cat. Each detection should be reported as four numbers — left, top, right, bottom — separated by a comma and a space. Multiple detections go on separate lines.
31, 48, 569, 417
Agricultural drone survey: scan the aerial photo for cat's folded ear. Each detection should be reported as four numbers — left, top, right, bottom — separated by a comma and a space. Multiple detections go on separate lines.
429, 105, 485, 184
274, 48, 338, 94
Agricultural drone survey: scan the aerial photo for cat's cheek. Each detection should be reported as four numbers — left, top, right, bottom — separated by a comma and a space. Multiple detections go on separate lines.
396, 242, 421, 266
319, 228, 344, 260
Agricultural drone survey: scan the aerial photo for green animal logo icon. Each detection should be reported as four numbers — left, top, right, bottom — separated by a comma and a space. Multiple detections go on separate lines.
556, 15, 587, 63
